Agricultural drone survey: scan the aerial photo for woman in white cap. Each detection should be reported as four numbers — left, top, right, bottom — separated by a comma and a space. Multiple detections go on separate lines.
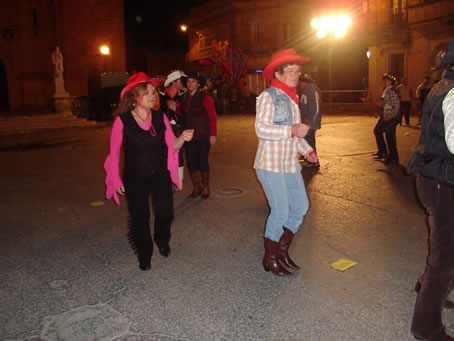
104, 72, 193, 271
254, 49, 317, 276
160, 70, 188, 188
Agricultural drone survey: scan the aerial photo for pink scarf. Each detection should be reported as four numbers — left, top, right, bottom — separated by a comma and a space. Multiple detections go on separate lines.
270, 79, 299, 104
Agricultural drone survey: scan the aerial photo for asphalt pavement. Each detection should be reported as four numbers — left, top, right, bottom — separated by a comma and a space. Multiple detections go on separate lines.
1, 113, 453, 341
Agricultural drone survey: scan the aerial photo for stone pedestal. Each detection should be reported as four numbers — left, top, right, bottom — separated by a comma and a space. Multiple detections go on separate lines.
53, 97, 73, 116
54, 77, 69, 98
53, 76, 72, 115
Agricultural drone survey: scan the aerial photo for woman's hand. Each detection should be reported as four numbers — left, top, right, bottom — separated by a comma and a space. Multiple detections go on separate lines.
116, 186, 125, 196
291, 123, 310, 138
174, 129, 194, 149
182, 129, 194, 142
210, 136, 216, 145
305, 151, 318, 163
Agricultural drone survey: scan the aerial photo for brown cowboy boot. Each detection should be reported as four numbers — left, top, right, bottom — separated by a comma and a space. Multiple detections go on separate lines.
201, 171, 210, 199
263, 238, 292, 276
188, 171, 202, 198
278, 227, 300, 270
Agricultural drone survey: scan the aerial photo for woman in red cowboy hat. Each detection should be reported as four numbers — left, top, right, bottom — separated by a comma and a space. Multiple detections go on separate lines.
254, 49, 318, 276
104, 72, 194, 271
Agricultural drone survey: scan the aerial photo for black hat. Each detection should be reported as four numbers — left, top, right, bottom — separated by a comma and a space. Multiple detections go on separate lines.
432, 40, 454, 71
186, 71, 206, 88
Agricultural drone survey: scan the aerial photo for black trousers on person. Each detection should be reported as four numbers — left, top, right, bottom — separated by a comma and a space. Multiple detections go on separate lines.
400, 101, 411, 125
305, 128, 317, 152
411, 175, 454, 341
373, 116, 399, 161
125, 173, 174, 263
185, 139, 211, 173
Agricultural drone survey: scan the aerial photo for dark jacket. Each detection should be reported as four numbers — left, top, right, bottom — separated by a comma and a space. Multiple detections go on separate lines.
299, 83, 321, 130
159, 90, 185, 137
181, 90, 210, 141
407, 69, 454, 186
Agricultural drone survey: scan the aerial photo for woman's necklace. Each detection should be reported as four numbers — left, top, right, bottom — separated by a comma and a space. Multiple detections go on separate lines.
132, 109, 149, 124
132, 108, 156, 136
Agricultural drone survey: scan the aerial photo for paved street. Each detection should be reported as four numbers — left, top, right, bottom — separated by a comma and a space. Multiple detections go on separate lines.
1, 113, 453, 341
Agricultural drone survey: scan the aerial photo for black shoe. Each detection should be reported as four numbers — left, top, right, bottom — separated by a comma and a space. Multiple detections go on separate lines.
138, 253, 152, 271
373, 154, 387, 159
158, 244, 170, 258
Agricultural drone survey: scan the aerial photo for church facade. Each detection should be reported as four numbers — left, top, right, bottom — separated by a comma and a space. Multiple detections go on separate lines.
0, 0, 126, 113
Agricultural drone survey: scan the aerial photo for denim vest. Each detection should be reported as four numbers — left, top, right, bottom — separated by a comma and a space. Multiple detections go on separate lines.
264, 86, 294, 126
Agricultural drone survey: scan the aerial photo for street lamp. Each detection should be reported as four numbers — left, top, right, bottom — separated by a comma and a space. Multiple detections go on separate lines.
100, 45, 110, 73
311, 15, 351, 103
180, 24, 188, 32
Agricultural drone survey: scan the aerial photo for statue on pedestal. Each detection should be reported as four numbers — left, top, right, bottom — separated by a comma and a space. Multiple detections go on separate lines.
51, 46, 71, 114
52, 46, 64, 79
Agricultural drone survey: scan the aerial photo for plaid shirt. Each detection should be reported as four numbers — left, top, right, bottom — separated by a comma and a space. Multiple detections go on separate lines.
443, 87, 454, 153
382, 85, 400, 119
254, 89, 313, 173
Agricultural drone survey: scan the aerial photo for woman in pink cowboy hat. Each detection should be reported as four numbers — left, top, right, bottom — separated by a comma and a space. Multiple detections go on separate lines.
254, 49, 318, 276
104, 72, 194, 271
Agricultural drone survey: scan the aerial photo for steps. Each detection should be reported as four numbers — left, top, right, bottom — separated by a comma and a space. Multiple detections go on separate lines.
0, 113, 98, 136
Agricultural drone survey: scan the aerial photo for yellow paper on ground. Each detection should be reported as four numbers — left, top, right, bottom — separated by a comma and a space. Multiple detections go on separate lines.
331, 258, 358, 271
90, 201, 105, 207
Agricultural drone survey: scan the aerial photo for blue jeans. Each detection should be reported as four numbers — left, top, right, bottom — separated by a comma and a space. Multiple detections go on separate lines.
256, 169, 309, 242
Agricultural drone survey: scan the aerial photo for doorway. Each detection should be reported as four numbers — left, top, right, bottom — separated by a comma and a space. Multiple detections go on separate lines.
0, 60, 9, 112
390, 53, 404, 81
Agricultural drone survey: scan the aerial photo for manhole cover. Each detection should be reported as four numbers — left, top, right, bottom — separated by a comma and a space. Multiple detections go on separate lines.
218, 188, 244, 196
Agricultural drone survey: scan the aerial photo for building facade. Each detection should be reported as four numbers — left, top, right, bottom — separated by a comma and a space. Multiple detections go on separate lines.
363, 0, 454, 104
187, 0, 454, 107
187, 0, 317, 96
0, 0, 126, 114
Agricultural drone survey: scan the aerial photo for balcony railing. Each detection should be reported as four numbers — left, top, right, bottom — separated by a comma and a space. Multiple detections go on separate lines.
408, 1, 454, 24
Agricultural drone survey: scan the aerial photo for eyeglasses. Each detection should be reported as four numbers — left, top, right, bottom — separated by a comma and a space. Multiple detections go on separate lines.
283, 70, 302, 76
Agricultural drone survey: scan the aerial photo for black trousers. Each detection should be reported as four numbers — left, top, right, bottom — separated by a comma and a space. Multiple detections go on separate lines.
185, 139, 211, 173
400, 101, 411, 125
411, 175, 454, 341
305, 128, 317, 152
373, 116, 399, 161
125, 173, 174, 261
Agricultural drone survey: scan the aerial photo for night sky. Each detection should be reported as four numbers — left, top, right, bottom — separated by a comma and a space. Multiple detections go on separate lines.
124, 0, 209, 52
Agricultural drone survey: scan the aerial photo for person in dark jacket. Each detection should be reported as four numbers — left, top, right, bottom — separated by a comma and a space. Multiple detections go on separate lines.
104, 72, 194, 271
407, 40, 454, 341
180, 71, 217, 199
160, 70, 188, 189
298, 73, 321, 168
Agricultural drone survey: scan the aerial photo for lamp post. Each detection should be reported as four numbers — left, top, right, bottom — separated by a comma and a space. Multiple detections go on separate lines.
100, 45, 110, 73
311, 15, 351, 103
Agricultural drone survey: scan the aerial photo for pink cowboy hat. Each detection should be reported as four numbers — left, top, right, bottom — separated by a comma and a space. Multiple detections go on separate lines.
120, 72, 153, 99
262, 48, 310, 80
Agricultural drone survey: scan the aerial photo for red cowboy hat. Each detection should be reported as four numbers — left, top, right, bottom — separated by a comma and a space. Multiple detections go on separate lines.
262, 49, 310, 80
120, 72, 153, 99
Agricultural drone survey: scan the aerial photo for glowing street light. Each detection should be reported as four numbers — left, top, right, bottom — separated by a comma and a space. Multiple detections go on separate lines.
99, 45, 110, 72
180, 25, 188, 32
311, 14, 351, 102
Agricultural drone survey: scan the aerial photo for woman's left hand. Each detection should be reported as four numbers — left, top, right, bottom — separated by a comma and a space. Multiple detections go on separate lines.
210, 136, 217, 145
305, 151, 318, 163
182, 129, 194, 142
